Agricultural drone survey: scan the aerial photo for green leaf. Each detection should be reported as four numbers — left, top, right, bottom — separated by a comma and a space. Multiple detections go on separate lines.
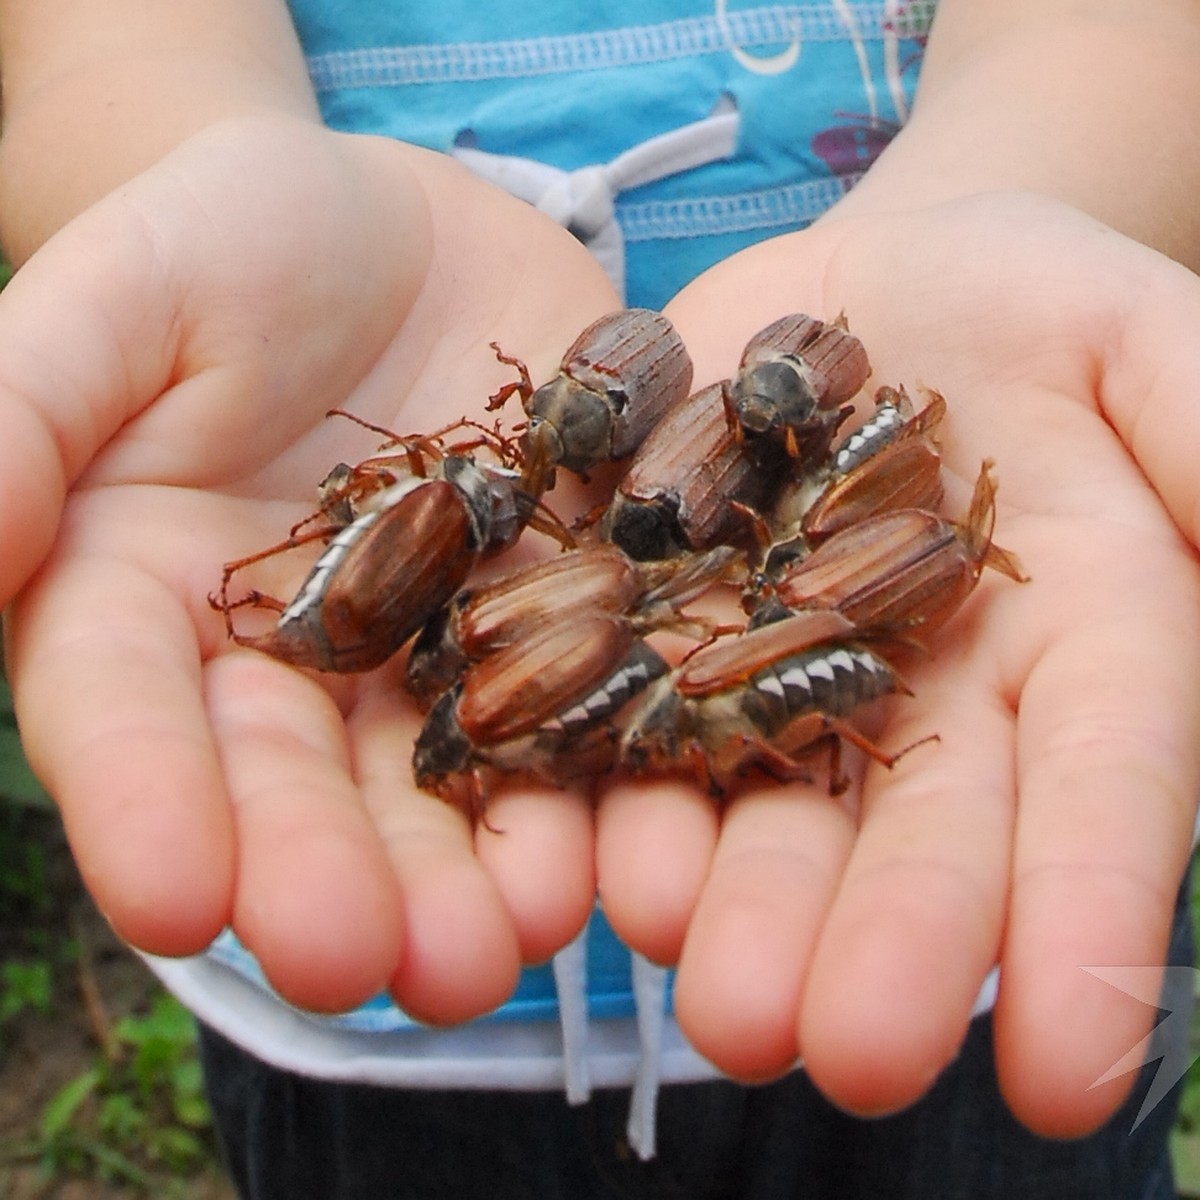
0, 959, 54, 1020
147, 1126, 206, 1169
40, 1068, 101, 1139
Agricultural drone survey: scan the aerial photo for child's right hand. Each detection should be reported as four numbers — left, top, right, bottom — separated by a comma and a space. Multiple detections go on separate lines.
0, 113, 624, 1021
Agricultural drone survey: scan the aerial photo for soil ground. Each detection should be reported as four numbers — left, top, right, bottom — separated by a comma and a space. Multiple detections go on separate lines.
0, 809, 236, 1200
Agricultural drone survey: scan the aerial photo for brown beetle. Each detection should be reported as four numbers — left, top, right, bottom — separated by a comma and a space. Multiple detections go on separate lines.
413, 613, 670, 817
601, 381, 790, 561
749, 460, 1028, 640
755, 385, 946, 576
405, 542, 738, 708
488, 308, 694, 494
212, 444, 540, 674
730, 313, 868, 460
620, 609, 927, 797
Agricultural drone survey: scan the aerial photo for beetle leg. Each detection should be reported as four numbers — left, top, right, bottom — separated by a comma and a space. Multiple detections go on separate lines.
324, 409, 436, 475
521, 501, 578, 550
217, 588, 287, 616
465, 768, 503, 834
206, 586, 290, 645
207, 585, 289, 648
487, 342, 535, 412
298, 465, 405, 535
824, 732, 849, 795
729, 500, 773, 555
570, 500, 609, 534
677, 626, 735, 667
727, 731, 821, 789
687, 742, 727, 800
719, 381, 746, 442
821, 716, 941, 781
213, 523, 342, 634
633, 607, 737, 643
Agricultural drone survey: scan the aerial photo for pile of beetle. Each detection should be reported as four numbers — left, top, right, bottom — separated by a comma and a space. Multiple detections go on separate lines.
211, 309, 1027, 820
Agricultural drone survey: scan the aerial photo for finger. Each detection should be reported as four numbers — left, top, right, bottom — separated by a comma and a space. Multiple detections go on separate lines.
995, 609, 1200, 1137
670, 779, 857, 1081
0, 215, 179, 606
206, 652, 405, 1014
473, 784, 597, 967
594, 776, 720, 966
1096, 248, 1200, 552
346, 684, 522, 1025
798, 659, 1014, 1116
7, 554, 234, 957
0, 205, 177, 461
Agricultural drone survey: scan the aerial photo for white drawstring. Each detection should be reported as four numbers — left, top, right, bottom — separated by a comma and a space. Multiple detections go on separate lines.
463, 98, 741, 1159
548, 920, 671, 1160
451, 95, 740, 299
627, 952, 669, 1161
551, 922, 592, 1105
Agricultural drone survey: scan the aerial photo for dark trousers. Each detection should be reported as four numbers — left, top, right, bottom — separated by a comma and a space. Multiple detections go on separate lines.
200, 875, 1191, 1200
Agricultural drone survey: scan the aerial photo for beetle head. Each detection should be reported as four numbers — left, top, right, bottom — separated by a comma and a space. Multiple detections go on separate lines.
525, 377, 615, 474
601, 492, 687, 563
732, 360, 819, 436
412, 688, 473, 791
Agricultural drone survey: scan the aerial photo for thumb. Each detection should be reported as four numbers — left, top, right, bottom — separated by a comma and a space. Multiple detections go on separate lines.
0, 201, 181, 606
1095, 244, 1200, 554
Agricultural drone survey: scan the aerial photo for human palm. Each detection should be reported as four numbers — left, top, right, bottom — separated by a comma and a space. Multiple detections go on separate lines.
593, 192, 1200, 1134
6, 125, 1199, 1141
1, 116, 622, 1022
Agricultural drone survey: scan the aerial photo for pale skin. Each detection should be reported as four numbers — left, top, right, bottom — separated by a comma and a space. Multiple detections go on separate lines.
2, 0, 1200, 1143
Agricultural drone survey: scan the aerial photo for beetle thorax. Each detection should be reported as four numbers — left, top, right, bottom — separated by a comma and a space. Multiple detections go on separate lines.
527, 377, 614, 473
441, 456, 500, 552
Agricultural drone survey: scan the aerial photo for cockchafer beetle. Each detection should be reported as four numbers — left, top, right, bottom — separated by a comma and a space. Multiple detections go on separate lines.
487, 308, 694, 495
730, 313, 869, 460
619, 608, 931, 798
405, 542, 739, 710
211, 417, 562, 674
747, 460, 1028, 640
412, 612, 670, 820
600, 380, 791, 562
753, 384, 947, 577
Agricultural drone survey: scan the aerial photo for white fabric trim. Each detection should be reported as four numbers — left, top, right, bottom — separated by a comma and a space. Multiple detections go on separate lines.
144, 949, 725, 1093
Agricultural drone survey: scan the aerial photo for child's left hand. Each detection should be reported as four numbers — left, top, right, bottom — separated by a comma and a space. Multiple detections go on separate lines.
596, 191, 1200, 1138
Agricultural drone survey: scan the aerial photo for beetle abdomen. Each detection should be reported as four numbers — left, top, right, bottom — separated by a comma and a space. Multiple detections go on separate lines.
744, 644, 900, 734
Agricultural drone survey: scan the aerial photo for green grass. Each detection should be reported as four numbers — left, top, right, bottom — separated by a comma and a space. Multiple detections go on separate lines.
1, 671, 226, 1197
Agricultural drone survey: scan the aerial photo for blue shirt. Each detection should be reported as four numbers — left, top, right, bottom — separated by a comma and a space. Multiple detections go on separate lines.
208, 0, 934, 1039
288, 1, 933, 306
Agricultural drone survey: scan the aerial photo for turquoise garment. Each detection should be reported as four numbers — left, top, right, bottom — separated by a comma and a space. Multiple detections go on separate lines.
288, 1, 934, 307
207, 913, 663, 1032
213, 0, 934, 1036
